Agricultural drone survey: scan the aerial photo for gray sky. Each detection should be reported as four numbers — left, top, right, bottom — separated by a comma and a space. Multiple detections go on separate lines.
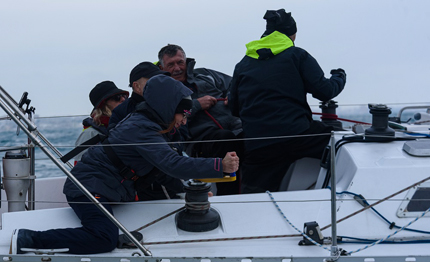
1, 0, 429, 117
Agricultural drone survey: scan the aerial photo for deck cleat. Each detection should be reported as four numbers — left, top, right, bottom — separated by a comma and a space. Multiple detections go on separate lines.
298, 221, 324, 246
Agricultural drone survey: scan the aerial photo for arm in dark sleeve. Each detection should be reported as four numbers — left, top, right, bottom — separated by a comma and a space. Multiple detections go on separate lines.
190, 98, 202, 118
228, 68, 241, 117
108, 103, 126, 131
300, 51, 345, 102
194, 68, 232, 97
155, 174, 185, 194
135, 131, 224, 180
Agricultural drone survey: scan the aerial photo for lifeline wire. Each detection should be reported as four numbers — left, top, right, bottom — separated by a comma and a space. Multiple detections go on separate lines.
17, 132, 333, 149
132, 206, 185, 232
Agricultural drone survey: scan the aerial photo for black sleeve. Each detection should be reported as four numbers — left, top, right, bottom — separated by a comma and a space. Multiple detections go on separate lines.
299, 50, 345, 102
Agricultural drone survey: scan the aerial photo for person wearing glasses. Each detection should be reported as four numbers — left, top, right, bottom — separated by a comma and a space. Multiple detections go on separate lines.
11, 74, 239, 255
74, 81, 129, 164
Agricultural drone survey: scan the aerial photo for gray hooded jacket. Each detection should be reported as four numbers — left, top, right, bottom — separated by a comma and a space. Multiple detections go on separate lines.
185, 58, 242, 140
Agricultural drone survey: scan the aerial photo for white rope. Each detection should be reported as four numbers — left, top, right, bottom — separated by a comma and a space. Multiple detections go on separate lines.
266, 191, 331, 252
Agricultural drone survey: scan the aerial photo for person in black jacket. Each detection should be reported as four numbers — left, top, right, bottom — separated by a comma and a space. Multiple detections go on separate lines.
229, 9, 346, 193
11, 75, 239, 255
108, 62, 169, 130
158, 44, 243, 195
108, 62, 182, 201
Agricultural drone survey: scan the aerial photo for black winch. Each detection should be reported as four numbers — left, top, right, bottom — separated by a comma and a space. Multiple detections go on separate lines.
319, 100, 343, 130
365, 104, 395, 141
176, 180, 220, 232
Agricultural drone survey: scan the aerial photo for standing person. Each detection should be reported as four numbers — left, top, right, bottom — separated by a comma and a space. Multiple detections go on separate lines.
108, 62, 169, 130
158, 44, 243, 195
74, 81, 128, 163
229, 9, 346, 193
10, 74, 239, 255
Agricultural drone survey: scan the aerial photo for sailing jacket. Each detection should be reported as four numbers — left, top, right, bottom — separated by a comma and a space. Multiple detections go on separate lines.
184, 58, 242, 140
63, 75, 225, 202
74, 117, 108, 162
108, 92, 144, 130
229, 31, 346, 151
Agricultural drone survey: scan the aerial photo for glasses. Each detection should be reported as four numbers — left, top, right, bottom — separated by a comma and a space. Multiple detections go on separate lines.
108, 94, 127, 102
183, 110, 191, 119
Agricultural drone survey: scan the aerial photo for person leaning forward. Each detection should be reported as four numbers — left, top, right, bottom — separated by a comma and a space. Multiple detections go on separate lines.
10, 74, 239, 255
229, 9, 346, 194
157, 44, 244, 196
108, 61, 183, 201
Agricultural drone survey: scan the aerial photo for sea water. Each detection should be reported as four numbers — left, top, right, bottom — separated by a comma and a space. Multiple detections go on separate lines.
0, 116, 83, 178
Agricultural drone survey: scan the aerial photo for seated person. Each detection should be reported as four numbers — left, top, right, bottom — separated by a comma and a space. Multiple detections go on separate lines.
74, 81, 128, 164
108, 61, 169, 130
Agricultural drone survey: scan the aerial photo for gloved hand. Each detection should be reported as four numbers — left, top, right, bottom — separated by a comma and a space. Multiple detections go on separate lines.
330, 68, 346, 83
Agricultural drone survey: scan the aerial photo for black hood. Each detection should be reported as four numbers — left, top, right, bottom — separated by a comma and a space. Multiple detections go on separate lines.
140, 74, 193, 125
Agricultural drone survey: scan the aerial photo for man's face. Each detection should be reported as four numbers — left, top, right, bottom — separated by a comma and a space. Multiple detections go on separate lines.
133, 77, 149, 96
160, 50, 187, 82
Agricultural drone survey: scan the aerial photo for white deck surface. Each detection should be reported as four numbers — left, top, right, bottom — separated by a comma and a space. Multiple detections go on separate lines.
0, 134, 429, 261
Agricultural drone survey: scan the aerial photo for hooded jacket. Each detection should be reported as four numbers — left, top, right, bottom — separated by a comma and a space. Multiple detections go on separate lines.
229, 31, 345, 151
184, 58, 242, 140
64, 75, 225, 202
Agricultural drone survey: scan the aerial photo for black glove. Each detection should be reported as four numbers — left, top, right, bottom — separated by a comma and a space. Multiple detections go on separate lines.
330, 68, 346, 83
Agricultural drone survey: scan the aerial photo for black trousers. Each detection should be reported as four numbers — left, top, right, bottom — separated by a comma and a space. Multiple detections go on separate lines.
194, 129, 243, 195
241, 121, 333, 193
30, 195, 118, 254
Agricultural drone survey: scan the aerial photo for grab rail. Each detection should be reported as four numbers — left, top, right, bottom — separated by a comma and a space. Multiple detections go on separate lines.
0, 86, 152, 256
397, 105, 430, 120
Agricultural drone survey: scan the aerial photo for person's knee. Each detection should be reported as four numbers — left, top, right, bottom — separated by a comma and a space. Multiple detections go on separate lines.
97, 224, 118, 252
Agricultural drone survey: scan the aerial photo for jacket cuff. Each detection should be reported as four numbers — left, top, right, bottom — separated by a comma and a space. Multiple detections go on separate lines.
192, 99, 202, 116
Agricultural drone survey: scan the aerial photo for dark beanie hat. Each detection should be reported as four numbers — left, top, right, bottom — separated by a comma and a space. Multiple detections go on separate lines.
262, 9, 297, 38
89, 81, 129, 109
175, 96, 192, 116
129, 62, 170, 87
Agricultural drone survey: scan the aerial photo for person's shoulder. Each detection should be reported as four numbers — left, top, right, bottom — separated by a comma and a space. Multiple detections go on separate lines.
280, 45, 314, 60
112, 98, 130, 113
282, 45, 306, 54
118, 112, 160, 130
194, 67, 230, 78
75, 127, 102, 145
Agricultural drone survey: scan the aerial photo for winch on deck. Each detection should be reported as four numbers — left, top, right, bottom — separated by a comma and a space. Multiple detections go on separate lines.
176, 180, 221, 232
